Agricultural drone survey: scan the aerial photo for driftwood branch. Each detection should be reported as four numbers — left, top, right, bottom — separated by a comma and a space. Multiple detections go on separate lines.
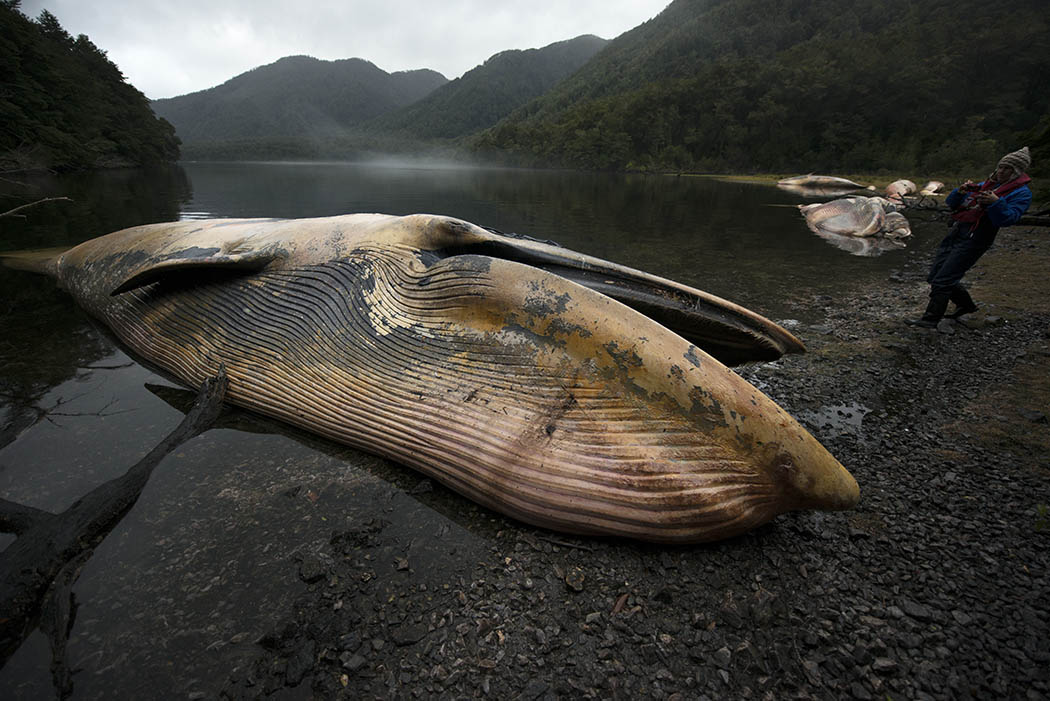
0, 368, 228, 675
0, 498, 53, 535
0, 196, 72, 219
40, 551, 90, 699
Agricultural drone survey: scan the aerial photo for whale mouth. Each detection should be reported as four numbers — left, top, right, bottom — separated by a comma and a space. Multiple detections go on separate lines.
428, 228, 805, 367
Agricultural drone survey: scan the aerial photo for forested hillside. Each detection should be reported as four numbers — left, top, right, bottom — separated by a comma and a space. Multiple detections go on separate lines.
0, 2, 180, 172
473, 0, 1050, 177
151, 56, 447, 160
368, 35, 607, 141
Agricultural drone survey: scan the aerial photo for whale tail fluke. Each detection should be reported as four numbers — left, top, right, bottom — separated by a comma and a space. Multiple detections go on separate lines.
0, 246, 67, 277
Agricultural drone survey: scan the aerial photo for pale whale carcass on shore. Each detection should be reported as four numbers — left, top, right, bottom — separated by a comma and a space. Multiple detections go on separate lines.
920, 180, 946, 196
799, 197, 911, 252
885, 179, 917, 201
2, 214, 859, 543
800, 197, 885, 237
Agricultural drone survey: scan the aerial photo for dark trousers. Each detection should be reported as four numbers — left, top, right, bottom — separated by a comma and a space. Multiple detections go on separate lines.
926, 222, 992, 301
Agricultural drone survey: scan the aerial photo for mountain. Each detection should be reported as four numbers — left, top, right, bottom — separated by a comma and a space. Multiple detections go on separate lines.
368, 35, 608, 141
0, 6, 179, 172
473, 0, 1050, 175
151, 56, 447, 155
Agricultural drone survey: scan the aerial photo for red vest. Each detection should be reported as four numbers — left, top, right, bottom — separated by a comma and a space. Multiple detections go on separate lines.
951, 173, 1032, 224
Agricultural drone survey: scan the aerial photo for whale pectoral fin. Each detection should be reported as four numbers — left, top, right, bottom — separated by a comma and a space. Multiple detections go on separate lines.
110, 248, 281, 295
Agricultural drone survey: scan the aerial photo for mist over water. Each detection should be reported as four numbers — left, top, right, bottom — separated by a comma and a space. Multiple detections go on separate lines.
0, 161, 941, 698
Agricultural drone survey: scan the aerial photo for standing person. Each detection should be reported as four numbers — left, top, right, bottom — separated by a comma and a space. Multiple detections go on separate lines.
907, 147, 1033, 328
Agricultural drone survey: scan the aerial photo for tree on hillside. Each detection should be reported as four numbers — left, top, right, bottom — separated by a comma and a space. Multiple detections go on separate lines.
472, 0, 1050, 176
0, 4, 179, 172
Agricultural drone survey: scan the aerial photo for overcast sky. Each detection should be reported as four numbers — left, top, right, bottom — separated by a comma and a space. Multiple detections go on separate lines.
18, 1, 670, 100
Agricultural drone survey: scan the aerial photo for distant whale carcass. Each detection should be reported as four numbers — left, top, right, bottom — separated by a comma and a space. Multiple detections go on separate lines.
4, 214, 859, 543
886, 179, 917, 201
777, 174, 869, 196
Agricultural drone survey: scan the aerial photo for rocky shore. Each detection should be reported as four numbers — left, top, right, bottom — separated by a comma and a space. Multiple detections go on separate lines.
217, 226, 1050, 700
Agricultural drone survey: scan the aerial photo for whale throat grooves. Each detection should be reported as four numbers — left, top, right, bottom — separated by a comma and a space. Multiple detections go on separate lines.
101, 252, 793, 542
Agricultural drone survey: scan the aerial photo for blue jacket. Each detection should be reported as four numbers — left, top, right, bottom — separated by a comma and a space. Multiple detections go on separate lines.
946, 180, 1032, 241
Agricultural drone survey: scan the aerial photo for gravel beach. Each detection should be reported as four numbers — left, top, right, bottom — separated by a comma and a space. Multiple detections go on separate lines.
214, 225, 1050, 700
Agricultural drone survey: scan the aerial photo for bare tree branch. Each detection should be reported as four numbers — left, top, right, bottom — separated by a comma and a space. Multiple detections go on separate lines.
0, 368, 228, 676
0, 196, 72, 218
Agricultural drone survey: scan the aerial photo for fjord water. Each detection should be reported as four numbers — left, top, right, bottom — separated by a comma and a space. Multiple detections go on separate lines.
0, 162, 931, 698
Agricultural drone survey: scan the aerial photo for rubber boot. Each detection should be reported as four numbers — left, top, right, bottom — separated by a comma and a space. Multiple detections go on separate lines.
947, 285, 978, 318
906, 293, 949, 328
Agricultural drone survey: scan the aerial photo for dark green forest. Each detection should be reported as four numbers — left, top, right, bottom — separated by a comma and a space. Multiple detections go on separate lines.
152, 36, 608, 162
473, 0, 1050, 180
3, 0, 1047, 185
151, 55, 448, 159
0, 1, 180, 172
366, 35, 608, 142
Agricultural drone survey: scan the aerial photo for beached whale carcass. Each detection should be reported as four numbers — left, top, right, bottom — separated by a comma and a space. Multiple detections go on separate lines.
799, 197, 912, 251
886, 179, 917, 201
777, 174, 869, 197
2, 214, 859, 543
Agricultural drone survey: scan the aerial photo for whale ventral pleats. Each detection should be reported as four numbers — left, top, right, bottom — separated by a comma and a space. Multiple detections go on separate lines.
11, 213, 858, 543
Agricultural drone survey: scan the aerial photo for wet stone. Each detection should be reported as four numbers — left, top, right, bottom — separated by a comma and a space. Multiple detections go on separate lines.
341, 653, 367, 672
850, 681, 873, 700
339, 631, 362, 652
393, 624, 427, 647
298, 554, 326, 583
285, 639, 315, 685
901, 601, 933, 622
520, 679, 549, 699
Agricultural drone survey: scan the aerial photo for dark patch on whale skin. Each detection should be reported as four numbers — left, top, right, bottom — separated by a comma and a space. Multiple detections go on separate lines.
523, 288, 572, 319
684, 345, 703, 368
687, 386, 730, 432
544, 318, 592, 339
603, 341, 644, 371
501, 322, 567, 351
160, 246, 221, 261
413, 249, 443, 270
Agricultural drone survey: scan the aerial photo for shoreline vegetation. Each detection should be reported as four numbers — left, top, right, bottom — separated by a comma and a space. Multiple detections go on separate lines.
0, 5, 178, 173
5, 1, 1048, 191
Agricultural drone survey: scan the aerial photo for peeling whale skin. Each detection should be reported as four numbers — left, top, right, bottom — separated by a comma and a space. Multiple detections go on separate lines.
8, 214, 859, 543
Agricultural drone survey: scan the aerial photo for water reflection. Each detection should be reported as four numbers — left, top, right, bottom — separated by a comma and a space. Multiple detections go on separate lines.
776, 182, 868, 198
0, 164, 192, 458
811, 230, 908, 257
0, 165, 191, 251
174, 162, 926, 319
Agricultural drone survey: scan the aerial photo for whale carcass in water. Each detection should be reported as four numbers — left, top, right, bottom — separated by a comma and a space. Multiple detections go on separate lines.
799, 197, 886, 237
777, 174, 867, 191
2, 214, 859, 543
798, 197, 912, 254
777, 174, 870, 197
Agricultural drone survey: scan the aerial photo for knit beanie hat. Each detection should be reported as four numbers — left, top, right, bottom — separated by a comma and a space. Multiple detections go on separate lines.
997, 146, 1031, 175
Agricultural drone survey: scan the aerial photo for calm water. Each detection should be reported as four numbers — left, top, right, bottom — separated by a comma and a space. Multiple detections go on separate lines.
0, 162, 938, 698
